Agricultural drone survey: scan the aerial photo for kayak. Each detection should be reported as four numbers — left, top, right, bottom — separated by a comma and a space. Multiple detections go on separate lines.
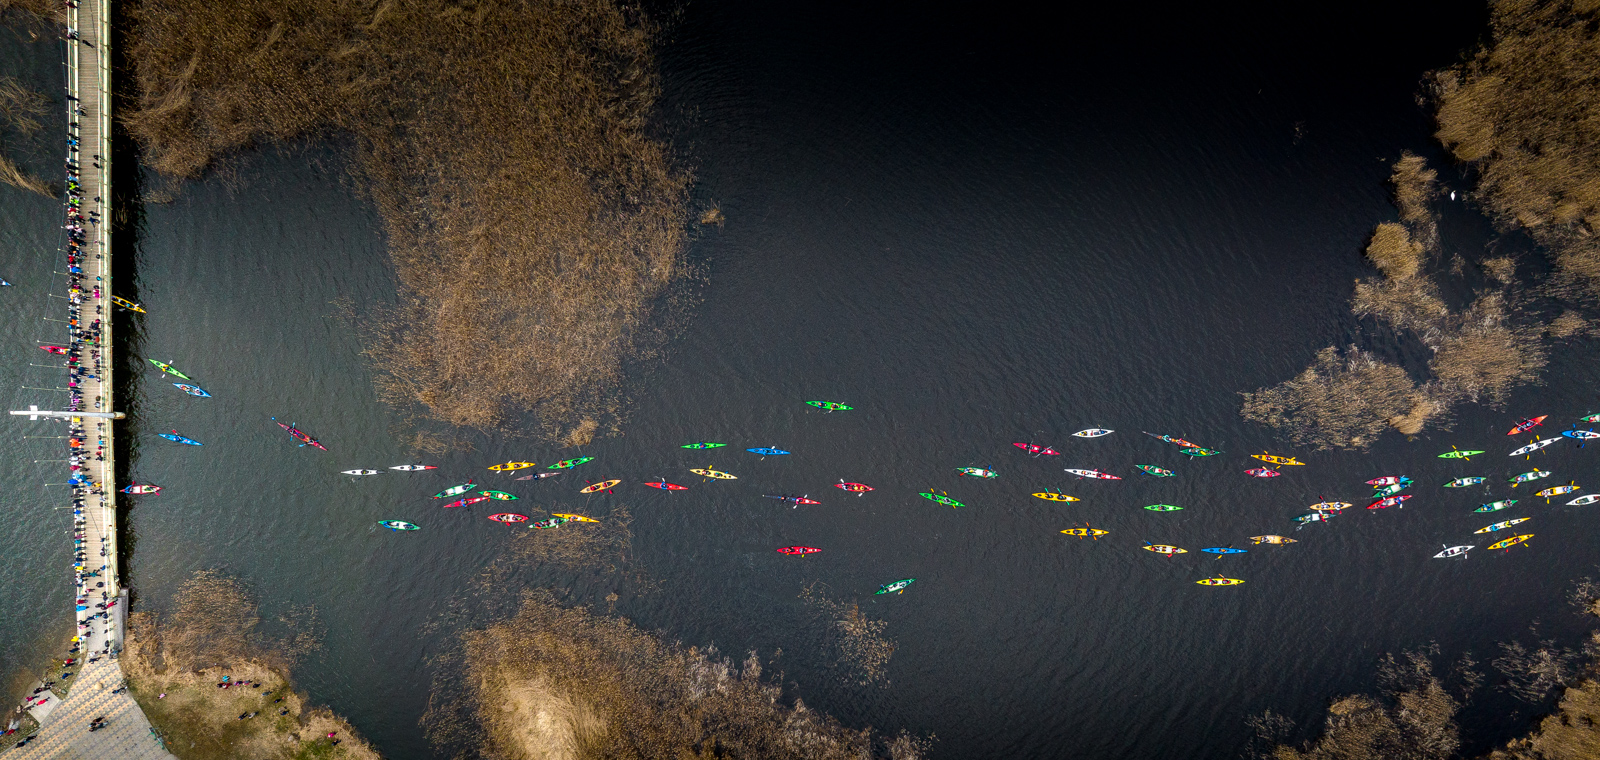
1295, 512, 1334, 524
1562, 429, 1600, 440
920, 491, 964, 508
1510, 438, 1559, 457
1433, 545, 1473, 559
1365, 475, 1407, 486
111, 295, 145, 313
681, 442, 727, 449
478, 490, 519, 500
579, 479, 622, 494
488, 462, 536, 471
876, 579, 915, 595
747, 447, 790, 456
433, 482, 476, 498
1367, 494, 1411, 509
1535, 483, 1578, 501
1135, 465, 1175, 477
764, 494, 821, 505
1243, 468, 1280, 478
271, 418, 327, 451
1443, 477, 1485, 488
533, 517, 571, 529
1252, 452, 1305, 466
1064, 468, 1120, 480
379, 520, 419, 531
1508, 415, 1547, 435
0, 278, 9, 286
1308, 501, 1352, 511
1487, 534, 1533, 550
777, 546, 822, 555
1248, 535, 1296, 545
1508, 470, 1552, 487
1073, 428, 1113, 438
1179, 447, 1222, 457
1438, 448, 1484, 460
1475, 500, 1518, 513
551, 513, 600, 523
1060, 526, 1109, 539
389, 465, 437, 471
690, 468, 737, 480
1475, 517, 1531, 533
1196, 577, 1244, 586
645, 480, 688, 490
159, 430, 202, 446
1013, 443, 1062, 456
443, 495, 491, 508
148, 359, 192, 380
1582, 413, 1600, 423
340, 469, 379, 476
1143, 544, 1187, 556
487, 513, 528, 524
172, 382, 209, 397
836, 481, 874, 494
1373, 482, 1410, 497
516, 472, 562, 481
1143, 432, 1199, 448
1031, 491, 1079, 502
120, 484, 160, 495
1143, 504, 1182, 511
1202, 547, 1246, 555
1567, 494, 1600, 506
40, 345, 69, 355
548, 457, 594, 469
806, 401, 852, 411
956, 467, 998, 478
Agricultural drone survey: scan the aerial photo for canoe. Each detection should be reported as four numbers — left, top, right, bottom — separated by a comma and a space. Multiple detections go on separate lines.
746, 447, 790, 456
1179, 447, 1223, 457
389, 465, 437, 471
551, 513, 599, 523
1433, 545, 1472, 558
836, 481, 874, 493
1507, 416, 1547, 435
40, 345, 68, 355
690, 468, 737, 480
148, 359, 192, 379
340, 469, 379, 476
1248, 535, 1296, 545
1072, 428, 1113, 438
487, 513, 528, 524
875, 579, 915, 595
478, 490, 519, 500
1143, 504, 1182, 511
158, 431, 201, 446
1510, 438, 1559, 457
433, 482, 476, 498
1308, 501, 1352, 511
1135, 465, 1175, 477
443, 495, 491, 508
645, 480, 688, 490
1486, 534, 1533, 550
579, 479, 622, 494
681, 442, 727, 449
1475, 517, 1531, 533
533, 517, 571, 529
806, 401, 852, 411
1064, 468, 1120, 480
1060, 527, 1109, 538
1367, 495, 1410, 509
378, 520, 419, 531
957, 467, 998, 478
1143, 544, 1186, 556
1201, 547, 1246, 555
110, 295, 145, 313
1438, 449, 1484, 459
777, 546, 821, 555
1443, 477, 1485, 488
1475, 500, 1518, 513
1568, 494, 1600, 506
1031, 491, 1079, 502
1508, 470, 1552, 486
548, 457, 594, 469
919, 491, 964, 508
1365, 475, 1407, 486
1243, 468, 1280, 478
166, 376, 206, 397
1252, 452, 1305, 465
488, 462, 536, 471
120, 484, 160, 495
1196, 577, 1244, 586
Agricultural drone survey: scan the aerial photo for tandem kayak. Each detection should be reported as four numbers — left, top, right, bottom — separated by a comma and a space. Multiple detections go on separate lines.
1475, 517, 1531, 533
1508, 470, 1552, 487
1373, 481, 1411, 497
1243, 467, 1280, 478
645, 480, 688, 490
1143, 504, 1183, 512
1065, 468, 1120, 480
956, 467, 998, 478
158, 430, 201, 446
40, 345, 68, 355
579, 480, 621, 494
271, 418, 327, 451
1366, 475, 1408, 486
443, 495, 491, 509
1013, 443, 1061, 456
1196, 577, 1244, 586
1433, 545, 1473, 559
551, 513, 599, 523
836, 481, 874, 494
532, 517, 571, 529
1510, 438, 1559, 457
1179, 447, 1222, 457
1443, 477, 1485, 488
1142, 432, 1199, 448
1072, 428, 1113, 438
1486, 534, 1533, 550
487, 513, 528, 524
681, 442, 727, 449
479, 490, 519, 500
1142, 544, 1187, 556
433, 482, 476, 498
1252, 452, 1304, 466
488, 462, 536, 471
763, 494, 821, 506
1031, 490, 1079, 502
875, 579, 915, 595
777, 546, 822, 555
1475, 500, 1517, 513
1438, 448, 1484, 459
690, 467, 737, 480
746, 447, 790, 456
1307, 501, 1352, 511
340, 469, 380, 476
1249, 535, 1296, 545
1367, 495, 1411, 509
920, 491, 964, 508
1508, 416, 1547, 435
389, 464, 437, 471
378, 520, 419, 531
1567, 494, 1600, 506
1060, 526, 1109, 539
548, 457, 594, 469
806, 401, 852, 411
120, 483, 160, 495
1535, 483, 1578, 501
1135, 465, 1175, 477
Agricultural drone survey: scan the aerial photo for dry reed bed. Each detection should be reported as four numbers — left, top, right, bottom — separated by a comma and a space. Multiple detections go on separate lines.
127, 0, 690, 437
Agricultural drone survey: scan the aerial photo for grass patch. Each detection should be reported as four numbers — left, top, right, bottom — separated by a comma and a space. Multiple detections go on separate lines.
1240, 346, 1427, 450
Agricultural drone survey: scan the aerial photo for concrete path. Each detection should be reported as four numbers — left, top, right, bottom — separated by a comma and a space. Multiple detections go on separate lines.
2, 660, 175, 759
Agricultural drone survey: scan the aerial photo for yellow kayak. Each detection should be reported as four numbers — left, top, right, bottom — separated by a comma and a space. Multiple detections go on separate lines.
111, 295, 146, 313
1143, 544, 1186, 556
551, 513, 599, 523
690, 468, 737, 480
1252, 451, 1305, 466
1060, 527, 1108, 539
1487, 534, 1533, 551
1248, 535, 1297, 545
488, 461, 536, 471
1033, 491, 1080, 502
579, 479, 621, 494
1196, 577, 1244, 586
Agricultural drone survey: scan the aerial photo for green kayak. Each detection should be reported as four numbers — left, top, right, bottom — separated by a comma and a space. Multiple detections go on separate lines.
1179, 447, 1222, 457
1443, 477, 1485, 488
1438, 449, 1484, 459
548, 457, 594, 470
1136, 465, 1175, 477
807, 401, 853, 411
1475, 499, 1517, 513
1143, 504, 1183, 512
433, 482, 475, 498
875, 579, 915, 595
479, 490, 519, 500
148, 359, 192, 380
920, 491, 964, 508
681, 442, 727, 449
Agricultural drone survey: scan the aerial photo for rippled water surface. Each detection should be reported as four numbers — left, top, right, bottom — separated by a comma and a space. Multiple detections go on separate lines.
9, 2, 1600, 758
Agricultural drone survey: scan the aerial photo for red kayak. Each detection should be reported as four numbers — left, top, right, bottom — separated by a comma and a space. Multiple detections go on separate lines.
1508, 415, 1547, 435
836, 481, 874, 493
1365, 475, 1404, 486
1244, 468, 1280, 478
40, 345, 68, 355
272, 418, 328, 452
776, 546, 821, 556
488, 513, 528, 524
644, 480, 688, 490
443, 495, 491, 508
1368, 494, 1411, 509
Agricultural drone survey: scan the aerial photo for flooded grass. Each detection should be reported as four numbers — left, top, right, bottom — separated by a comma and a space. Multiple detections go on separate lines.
1240, 346, 1425, 450
799, 583, 897, 686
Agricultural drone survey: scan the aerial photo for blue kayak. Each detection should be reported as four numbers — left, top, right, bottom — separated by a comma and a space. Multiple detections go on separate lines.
173, 383, 211, 398
158, 430, 202, 446
1201, 547, 1247, 555
746, 447, 790, 456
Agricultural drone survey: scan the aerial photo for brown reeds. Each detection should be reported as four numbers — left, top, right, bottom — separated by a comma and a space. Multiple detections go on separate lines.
1267, 648, 1470, 760
1240, 346, 1425, 450
799, 583, 898, 685
127, 0, 690, 437
439, 590, 926, 759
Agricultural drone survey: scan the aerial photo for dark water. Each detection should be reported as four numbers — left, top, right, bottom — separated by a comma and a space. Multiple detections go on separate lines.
10, 2, 1600, 758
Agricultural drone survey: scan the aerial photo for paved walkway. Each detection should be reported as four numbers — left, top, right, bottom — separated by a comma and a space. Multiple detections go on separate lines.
2, 660, 174, 759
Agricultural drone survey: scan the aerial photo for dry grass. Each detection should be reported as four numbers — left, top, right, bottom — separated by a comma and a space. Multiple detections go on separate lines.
127, 0, 691, 438
1268, 649, 1466, 760
1392, 152, 1439, 241
1428, 293, 1548, 405
0, 76, 47, 134
799, 583, 897, 686
1490, 680, 1600, 760
1365, 222, 1425, 280
1240, 346, 1426, 450
1483, 255, 1517, 285
1548, 310, 1591, 338
432, 590, 926, 760
1351, 276, 1449, 338
489, 505, 639, 579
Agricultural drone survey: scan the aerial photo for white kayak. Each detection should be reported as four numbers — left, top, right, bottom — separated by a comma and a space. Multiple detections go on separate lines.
1510, 437, 1559, 456
1064, 468, 1120, 480
341, 469, 380, 476
389, 464, 437, 471
1433, 544, 1473, 559
1563, 429, 1600, 440
1568, 494, 1600, 506
1072, 428, 1113, 438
